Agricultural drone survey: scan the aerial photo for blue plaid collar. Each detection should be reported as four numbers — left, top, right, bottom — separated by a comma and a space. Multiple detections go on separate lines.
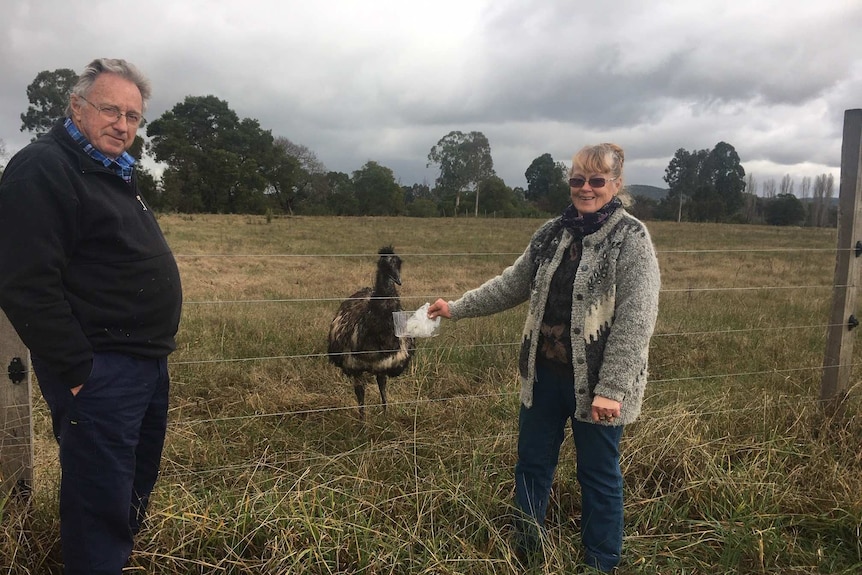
64, 118, 136, 183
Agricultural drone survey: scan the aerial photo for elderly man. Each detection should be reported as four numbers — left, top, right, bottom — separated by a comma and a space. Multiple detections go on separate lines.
0, 58, 182, 575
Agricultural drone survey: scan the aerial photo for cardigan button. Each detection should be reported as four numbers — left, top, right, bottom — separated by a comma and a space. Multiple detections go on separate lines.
577, 358, 585, 364
573, 327, 581, 335
576, 294, 583, 300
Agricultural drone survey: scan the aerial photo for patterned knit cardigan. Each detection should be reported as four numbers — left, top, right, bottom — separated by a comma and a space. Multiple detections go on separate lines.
447, 209, 661, 425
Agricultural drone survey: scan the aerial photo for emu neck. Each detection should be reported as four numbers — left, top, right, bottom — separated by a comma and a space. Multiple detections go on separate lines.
372, 270, 398, 307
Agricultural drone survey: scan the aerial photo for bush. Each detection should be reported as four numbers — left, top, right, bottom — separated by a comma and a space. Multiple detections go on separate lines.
406, 198, 439, 217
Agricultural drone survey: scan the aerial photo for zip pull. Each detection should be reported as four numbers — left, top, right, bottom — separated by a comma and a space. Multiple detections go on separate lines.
136, 195, 148, 211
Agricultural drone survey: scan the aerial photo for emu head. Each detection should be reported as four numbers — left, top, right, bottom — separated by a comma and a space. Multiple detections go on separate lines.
377, 245, 402, 286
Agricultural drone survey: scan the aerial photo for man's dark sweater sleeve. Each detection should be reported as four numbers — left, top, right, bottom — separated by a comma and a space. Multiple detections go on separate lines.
0, 155, 94, 388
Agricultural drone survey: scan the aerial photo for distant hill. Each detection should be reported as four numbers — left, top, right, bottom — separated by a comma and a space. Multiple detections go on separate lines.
627, 184, 668, 202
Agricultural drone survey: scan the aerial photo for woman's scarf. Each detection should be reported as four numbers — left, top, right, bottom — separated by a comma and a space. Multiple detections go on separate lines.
560, 196, 622, 240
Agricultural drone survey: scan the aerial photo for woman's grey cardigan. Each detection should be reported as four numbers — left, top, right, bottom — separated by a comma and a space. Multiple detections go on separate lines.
447, 209, 661, 425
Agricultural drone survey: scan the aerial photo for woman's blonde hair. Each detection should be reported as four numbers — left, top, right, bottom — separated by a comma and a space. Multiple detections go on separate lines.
570, 143, 632, 207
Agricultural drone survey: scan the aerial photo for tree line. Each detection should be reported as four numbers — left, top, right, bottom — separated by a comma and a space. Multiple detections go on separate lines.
7, 68, 839, 226
631, 144, 837, 227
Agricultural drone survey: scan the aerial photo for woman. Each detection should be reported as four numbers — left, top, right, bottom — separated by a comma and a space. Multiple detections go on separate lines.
427, 143, 660, 572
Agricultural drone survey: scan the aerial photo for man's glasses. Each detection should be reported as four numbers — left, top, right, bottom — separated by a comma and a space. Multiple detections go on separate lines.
78, 96, 144, 127
569, 176, 617, 189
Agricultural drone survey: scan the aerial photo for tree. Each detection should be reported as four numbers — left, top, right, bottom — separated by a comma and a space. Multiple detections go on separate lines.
745, 173, 757, 197
779, 174, 794, 196
20, 68, 77, 139
812, 173, 836, 227
268, 137, 327, 214
662, 147, 707, 222
799, 176, 812, 199
475, 176, 519, 216
427, 131, 495, 216
698, 141, 746, 219
764, 193, 805, 226
662, 142, 745, 222
628, 196, 659, 221
352, 161, 403, 215
525, 153, 570, 213
800, 176, 811, 200
325, 171, 357, 215
147, 95, 274, 213
403, 183, 435, 204
262, 138, 304, 215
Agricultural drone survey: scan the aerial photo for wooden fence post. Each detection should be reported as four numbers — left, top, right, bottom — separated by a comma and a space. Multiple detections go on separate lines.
821, 109, 862, 413
0, 310, 33, 502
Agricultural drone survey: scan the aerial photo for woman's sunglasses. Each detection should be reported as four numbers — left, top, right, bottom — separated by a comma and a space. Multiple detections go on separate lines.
568, 177, 617, 189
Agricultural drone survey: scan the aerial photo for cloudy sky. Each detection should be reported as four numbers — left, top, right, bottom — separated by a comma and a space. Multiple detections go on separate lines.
1, 0, 860, 192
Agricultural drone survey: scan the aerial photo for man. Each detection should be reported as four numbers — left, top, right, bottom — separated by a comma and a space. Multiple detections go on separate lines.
0, 58, 182, 575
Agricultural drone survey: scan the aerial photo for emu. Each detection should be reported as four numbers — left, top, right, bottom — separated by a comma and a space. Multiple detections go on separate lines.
327, 246, 415, 419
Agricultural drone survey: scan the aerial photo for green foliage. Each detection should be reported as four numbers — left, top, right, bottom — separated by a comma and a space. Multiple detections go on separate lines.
265, 137, 318, 215
406, 198, 439, 217
703, 141, 746, 215
764, 193, 806, 226
427, 130, 495, 216
352, 161, 404, 215
475, 175, 519, 216
661, 142, 747, 222
524, 153, 570, 213
629, 195, 659, 220
19, 68, 77, 139
146, 95, 275, 213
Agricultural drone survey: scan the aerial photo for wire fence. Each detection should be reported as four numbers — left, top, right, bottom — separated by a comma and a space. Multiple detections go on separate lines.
4, 242, 854, 483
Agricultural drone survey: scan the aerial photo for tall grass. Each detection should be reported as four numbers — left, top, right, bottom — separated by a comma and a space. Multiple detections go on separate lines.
2, 215, 860, 574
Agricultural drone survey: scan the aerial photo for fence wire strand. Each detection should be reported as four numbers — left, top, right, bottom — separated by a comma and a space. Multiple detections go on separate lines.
4, 244, 858, 485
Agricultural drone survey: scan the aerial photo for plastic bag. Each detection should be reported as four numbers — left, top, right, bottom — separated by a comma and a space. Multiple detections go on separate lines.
393, 303, 441, 338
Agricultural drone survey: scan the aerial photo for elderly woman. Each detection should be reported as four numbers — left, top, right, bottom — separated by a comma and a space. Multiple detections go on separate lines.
428, 143, 660, 572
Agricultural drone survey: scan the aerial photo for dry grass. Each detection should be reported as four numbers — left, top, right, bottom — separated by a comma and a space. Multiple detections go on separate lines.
2, 214, 861, 574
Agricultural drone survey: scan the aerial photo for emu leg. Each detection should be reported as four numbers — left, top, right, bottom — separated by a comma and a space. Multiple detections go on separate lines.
376, 374, 388, 414
353, 379, 366, 420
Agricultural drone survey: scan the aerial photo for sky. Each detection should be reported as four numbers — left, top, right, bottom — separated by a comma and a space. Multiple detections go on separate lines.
1, 0, 860, 193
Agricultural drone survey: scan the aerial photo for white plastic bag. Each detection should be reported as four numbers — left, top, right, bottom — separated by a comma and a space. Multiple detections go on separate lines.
393, 303, 441, 338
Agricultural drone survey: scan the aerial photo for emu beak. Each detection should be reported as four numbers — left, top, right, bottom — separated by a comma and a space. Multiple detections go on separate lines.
391, 270, 402, 285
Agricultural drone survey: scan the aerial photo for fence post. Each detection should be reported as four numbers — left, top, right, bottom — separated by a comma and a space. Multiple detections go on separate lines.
0, 310, 33, 502
821, 109, 862, 414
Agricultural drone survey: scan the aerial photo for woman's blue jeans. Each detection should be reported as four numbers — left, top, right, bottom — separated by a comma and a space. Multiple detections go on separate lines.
514, 361, 624, 572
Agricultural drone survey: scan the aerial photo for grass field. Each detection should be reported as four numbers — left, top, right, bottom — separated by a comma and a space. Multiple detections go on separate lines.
3, 214, 861, 574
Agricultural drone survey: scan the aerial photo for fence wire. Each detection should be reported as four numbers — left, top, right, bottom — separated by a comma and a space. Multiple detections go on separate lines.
3, 245, 856, 481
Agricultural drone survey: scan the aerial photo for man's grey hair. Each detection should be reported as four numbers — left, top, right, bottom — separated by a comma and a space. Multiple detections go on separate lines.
65, 58, 152, 116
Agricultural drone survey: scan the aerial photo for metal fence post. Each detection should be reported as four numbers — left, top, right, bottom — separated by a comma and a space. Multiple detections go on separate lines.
821, 109, 862, 414
0, 310, 33, 502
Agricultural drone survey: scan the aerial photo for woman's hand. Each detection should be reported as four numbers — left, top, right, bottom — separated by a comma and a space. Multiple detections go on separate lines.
427, 298, 451, 319
591, 395, 621, 423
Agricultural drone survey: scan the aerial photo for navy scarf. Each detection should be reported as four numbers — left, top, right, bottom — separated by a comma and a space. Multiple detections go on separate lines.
560, 197, 622, 240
